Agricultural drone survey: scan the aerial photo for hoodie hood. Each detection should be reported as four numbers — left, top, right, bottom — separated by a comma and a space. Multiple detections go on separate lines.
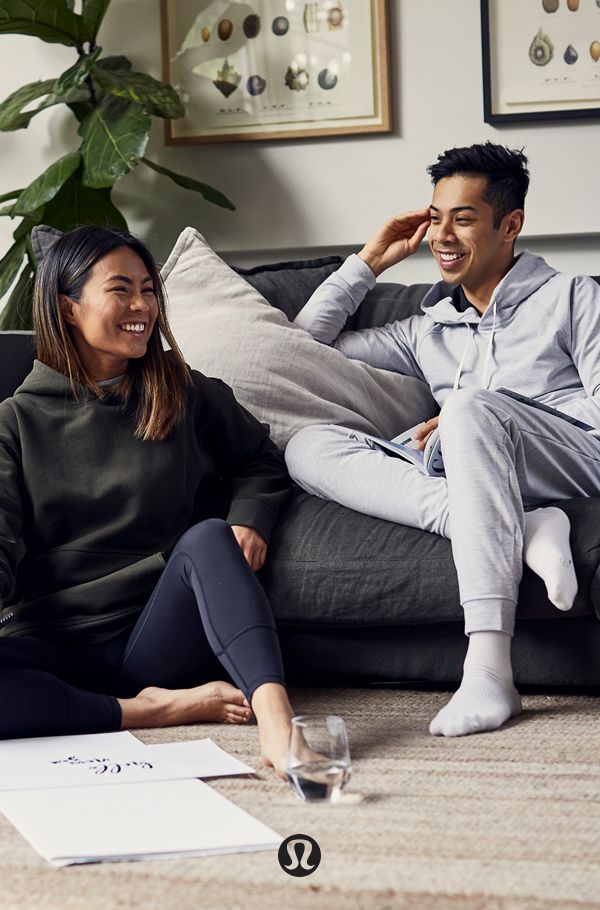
420, 251, 558, 327
418, 252, 560, 392
14, 360, 96, 402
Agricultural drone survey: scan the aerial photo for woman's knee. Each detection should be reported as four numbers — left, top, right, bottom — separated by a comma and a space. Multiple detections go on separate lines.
175, 518, 233, 553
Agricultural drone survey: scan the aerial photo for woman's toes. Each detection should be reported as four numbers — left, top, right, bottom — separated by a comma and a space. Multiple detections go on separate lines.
226, 704, 252, 722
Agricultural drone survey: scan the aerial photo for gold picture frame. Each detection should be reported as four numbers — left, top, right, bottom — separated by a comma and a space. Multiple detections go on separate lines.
161, 0, 392, 143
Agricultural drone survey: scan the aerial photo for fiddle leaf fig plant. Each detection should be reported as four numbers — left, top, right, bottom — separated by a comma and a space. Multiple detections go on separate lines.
0, 0, 234, 329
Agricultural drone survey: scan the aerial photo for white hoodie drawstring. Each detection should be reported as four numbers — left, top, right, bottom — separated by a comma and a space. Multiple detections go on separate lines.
452, 299, 497, 391
453, 326, 473, 391
480, 298, 497, 390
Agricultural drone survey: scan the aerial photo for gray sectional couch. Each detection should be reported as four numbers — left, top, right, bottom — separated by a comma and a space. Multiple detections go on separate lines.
2, 256, 600, 688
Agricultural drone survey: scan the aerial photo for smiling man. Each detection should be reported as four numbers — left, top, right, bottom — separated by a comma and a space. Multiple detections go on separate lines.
285, 142, 600, 738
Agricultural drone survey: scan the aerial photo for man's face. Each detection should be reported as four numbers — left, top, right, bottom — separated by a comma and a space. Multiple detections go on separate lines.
428, 174, 512, 289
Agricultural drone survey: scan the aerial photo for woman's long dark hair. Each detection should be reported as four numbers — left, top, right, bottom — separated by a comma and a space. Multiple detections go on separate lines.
32, 225, 191, 442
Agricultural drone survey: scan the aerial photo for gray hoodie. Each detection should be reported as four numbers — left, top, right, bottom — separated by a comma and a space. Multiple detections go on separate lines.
294, 251, 600, 432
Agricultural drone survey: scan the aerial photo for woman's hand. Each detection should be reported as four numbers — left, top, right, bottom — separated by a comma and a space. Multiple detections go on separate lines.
230, 525, 268, 571
412, 416, 439, 452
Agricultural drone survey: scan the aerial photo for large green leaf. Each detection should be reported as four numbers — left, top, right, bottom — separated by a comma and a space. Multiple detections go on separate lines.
141, 158, 235, 212
0, 78, 54, 130
80, 0, 111, 42
41, 166, 128, 232
93, 69, 184, 119
12, 151, 81, 215
67, 99, 94, 123
55, 47, 101, 94
0, 260, 34, 329
79, 96, 150, 188
0, 236, 26, 297
97, 54, 131, 72
0, 1, 85, 46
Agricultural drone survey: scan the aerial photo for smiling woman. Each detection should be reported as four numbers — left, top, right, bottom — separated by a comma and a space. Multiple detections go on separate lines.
60, 251, 160, 377
33, 227, 188, 441
0, 226, 295, 777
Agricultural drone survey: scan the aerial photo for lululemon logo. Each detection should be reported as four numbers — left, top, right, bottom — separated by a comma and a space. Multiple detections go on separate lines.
278, 834, 321, 876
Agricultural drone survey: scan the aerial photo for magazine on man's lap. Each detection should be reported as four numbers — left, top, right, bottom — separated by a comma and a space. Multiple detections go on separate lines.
363, 425, 445, 477
362, 388, 594, 478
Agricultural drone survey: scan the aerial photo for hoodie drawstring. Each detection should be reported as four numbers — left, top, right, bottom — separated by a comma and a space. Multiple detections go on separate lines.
453, 326, 473, 391
452, 299, 498, 392
480, 298, 497, 390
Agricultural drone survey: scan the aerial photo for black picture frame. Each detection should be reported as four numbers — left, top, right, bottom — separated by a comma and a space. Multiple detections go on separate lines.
481, 0, 600, 125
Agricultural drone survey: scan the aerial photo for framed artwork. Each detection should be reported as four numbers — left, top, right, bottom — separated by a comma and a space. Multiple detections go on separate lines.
481, 0, 600, 124
160, 0, 391, 142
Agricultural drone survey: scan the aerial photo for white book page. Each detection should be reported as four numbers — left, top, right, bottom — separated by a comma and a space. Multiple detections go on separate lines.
0, 732, 254, 790
0, 779, 281, 866
141, 739, 255, 778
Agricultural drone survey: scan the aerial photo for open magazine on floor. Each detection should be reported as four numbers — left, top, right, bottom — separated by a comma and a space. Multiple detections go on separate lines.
363, 389, 594, 478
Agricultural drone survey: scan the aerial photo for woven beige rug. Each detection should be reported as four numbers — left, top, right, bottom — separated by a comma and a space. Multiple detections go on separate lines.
2, 687, 600, 910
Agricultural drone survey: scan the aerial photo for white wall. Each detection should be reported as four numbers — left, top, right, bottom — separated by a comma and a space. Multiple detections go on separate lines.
1, 0, 599, 286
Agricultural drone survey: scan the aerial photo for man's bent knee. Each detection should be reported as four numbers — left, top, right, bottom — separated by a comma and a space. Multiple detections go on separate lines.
285, 423, 353, 479
439, 388, 504, 434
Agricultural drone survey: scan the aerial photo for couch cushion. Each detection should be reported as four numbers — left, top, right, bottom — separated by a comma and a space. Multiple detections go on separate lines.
346, 282, 432, 330
161, 227, 436, 449
239, 260, 433, 330
262, 490, 598, 626
237, 257, 343, 321
0, 332, 35, 402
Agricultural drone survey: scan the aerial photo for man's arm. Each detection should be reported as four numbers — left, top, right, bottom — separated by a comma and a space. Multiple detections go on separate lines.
293, 253, 376, 344
294, 210, 431, 378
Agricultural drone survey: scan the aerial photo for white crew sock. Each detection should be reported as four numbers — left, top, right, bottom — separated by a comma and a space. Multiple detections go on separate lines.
523, 507, 577, 611
429, 631, 522, 737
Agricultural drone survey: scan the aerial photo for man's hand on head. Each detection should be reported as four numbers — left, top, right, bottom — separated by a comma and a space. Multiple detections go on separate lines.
358, 209, 431, 278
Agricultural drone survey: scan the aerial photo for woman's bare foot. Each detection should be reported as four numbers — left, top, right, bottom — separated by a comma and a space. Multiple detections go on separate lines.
118, 681, 252, 729
251, 683, 294, 779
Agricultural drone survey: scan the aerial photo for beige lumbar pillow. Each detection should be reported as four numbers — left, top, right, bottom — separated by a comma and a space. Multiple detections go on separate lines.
161, 227, 435, 449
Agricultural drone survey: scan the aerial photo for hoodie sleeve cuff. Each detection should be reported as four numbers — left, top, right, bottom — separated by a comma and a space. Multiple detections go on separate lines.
226, 500, 277, 545
335, 254, 377, 304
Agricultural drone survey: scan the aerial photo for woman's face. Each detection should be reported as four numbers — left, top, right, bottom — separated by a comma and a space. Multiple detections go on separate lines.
60, 246, 159, 381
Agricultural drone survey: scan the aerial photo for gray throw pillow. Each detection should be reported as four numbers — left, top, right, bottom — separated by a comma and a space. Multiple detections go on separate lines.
161, 227, 436, 449
30, 225, 63, 263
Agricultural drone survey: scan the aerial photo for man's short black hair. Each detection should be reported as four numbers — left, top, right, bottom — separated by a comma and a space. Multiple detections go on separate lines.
427, 142, 530, 228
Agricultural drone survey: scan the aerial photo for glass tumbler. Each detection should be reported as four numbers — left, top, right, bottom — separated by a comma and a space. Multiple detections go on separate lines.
285, 714, 351, 802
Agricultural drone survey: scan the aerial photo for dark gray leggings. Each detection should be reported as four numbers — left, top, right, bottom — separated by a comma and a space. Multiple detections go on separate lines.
0, 520, 286, 739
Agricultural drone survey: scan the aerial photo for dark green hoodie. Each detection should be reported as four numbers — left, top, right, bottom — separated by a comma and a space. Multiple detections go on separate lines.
0, 360, 290, 643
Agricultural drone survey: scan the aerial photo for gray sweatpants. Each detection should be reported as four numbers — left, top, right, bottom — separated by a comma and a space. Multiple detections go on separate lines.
285, 388, 600, 636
